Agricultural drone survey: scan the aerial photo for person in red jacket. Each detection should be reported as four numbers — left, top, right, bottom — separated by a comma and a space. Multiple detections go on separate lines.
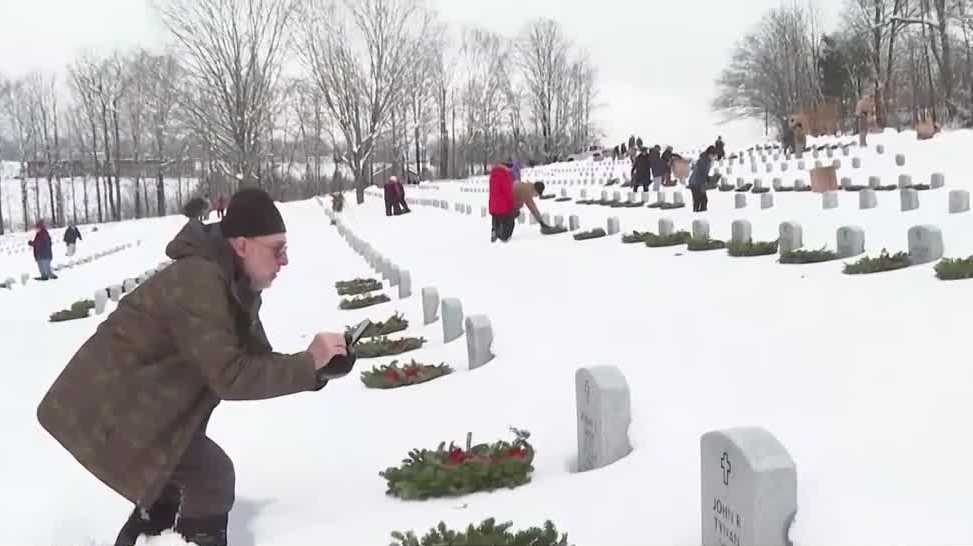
489, 163, 516, 242
489, 161, 548, 242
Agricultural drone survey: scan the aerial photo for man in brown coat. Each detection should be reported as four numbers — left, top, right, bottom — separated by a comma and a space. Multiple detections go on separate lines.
36, 188, 353, 546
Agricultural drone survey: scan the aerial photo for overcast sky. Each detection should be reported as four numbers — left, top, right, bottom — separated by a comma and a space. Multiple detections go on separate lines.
0, 0, 844, 151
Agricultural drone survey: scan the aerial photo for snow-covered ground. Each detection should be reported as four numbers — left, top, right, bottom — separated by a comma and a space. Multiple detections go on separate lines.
3, 128, 973, 546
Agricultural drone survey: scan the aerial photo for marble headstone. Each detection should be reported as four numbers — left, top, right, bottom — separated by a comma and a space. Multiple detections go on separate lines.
466, 315, 494, 369
576, 366, 632, 473
441, 298, 464, 343
908, 225, 944, 265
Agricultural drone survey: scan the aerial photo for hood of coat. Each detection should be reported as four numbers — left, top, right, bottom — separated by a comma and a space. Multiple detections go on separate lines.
165, 220, 258, 304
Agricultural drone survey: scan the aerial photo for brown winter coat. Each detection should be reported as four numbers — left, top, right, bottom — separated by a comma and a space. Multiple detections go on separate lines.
36, 220, 322, 509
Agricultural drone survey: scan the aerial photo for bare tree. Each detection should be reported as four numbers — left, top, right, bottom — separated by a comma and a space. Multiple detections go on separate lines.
517, 18, 571, 161
143, 52, 182, 216
68, 54, 105, 223
713, 4, 824, 134
155, 0, 298, 189
124, 51, 150, 218
298, 0, 432, 203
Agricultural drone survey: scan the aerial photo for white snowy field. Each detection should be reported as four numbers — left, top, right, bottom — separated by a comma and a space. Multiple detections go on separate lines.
3, 129, 973, 546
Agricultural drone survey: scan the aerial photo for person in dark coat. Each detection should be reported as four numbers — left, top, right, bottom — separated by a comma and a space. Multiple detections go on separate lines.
28, 220, 56, 280
689, 146, 716, 212
36, 189, 355, 546
631, 147, 652, 192
383, 179, 397, 216
715, 137, 726, 160
648, 146, 667, 191
64, 224, 82, 256
390, 176, 410, 215
661, 146, 674, 185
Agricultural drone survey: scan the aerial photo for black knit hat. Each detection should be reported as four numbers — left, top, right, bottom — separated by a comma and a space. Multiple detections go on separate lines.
220, 188, 286, 238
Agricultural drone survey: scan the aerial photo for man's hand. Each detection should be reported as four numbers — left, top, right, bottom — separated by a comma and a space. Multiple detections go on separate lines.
307, 332, 348, 370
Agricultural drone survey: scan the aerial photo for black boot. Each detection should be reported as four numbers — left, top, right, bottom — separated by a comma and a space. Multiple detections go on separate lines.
113, 488, 181, 546
175, 514, 228, 546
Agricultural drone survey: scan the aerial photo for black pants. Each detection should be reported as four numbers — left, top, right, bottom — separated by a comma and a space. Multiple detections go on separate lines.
633, 178, 649, 192
115, 434, 234, 546
691, 187, 708, 212
491, 213, 516, 242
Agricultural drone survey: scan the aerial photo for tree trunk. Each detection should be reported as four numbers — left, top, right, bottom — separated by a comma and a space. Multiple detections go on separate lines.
112, 101, 122, 220
100, 105, 115, 220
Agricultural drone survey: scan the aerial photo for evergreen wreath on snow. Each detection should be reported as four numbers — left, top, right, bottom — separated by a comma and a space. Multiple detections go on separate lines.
687, 238, 726, 251
779, 247, 839, 264
935, 256, 973, 280
728, 239, 779, 257
541, 225, 569, 235
349, 312, 408, 338
573, 228, 606, 241
622, 231, 650, 244
360, 360, 452, 389
645, 231, 691, 247
843, 249, 911, 274
379, 428, 535, 500
335, 277, 383, 296
339, 293, 391, 310
49, 299, 96, 323
355, 335, 426, 358
390, 518, 572, 546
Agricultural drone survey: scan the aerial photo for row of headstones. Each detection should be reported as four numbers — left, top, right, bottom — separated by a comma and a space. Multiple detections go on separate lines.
585, 188, 686, 208
92, 260, 173, 314
576, 365, 796, 546
320, 201, 495, 369
716, 152, 909, 178
721, 141, 889, 169
733, 185, 943, 213
726, 218, 944, 264
726, 171, 944, 193
2, 243, 136, 290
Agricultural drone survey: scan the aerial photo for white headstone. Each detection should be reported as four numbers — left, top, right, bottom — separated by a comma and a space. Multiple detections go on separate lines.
900, 189, 919, 211
123, 279, 137, 293
613, 191, 622, 203
760, 193, 774, 209
868, 176, 881, 189
795, 179, 808, 190
642, 191, 652, 203
692, 219, 710, 240
94, 290, 108, 314
908, 225, 944, 265
398, 270, 411, 299
876, 144, 885, 154
823, 192, 839, 210
628, 192, 638, 204
837, 226, 865, 258
859, 189, 877, 209
931, 173, 945, 189
949, 190, 970, 214
731, 220, 751, 245
772, 178, 783, 191
898, 174, 912, 188
840, 177, 852, 189
778, 222, 802, 254
700, 427, 797, 546
422, 287, 439, 325
659, 218, 674, 237
895, 153, 905, 166
569, 215, 581, 231
581, 189, 588, 199
442, 298, 464, 343
607, 217, 620, 236
673, 192, 685, 206
108, 285, 123, 302
481, 207, 487, 218
542, 213, 551, 226
466, 315, 494, 370
576, 366, 632, 473
389, 265, 401, 287
852, 157, 862, 169
735, 194, 747, 209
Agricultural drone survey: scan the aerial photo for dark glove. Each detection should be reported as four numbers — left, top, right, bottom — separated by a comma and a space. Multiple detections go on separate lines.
313, 331, 359, 385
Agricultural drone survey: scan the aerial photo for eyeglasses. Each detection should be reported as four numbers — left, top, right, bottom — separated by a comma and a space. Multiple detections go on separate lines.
250, 239, 288, 260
